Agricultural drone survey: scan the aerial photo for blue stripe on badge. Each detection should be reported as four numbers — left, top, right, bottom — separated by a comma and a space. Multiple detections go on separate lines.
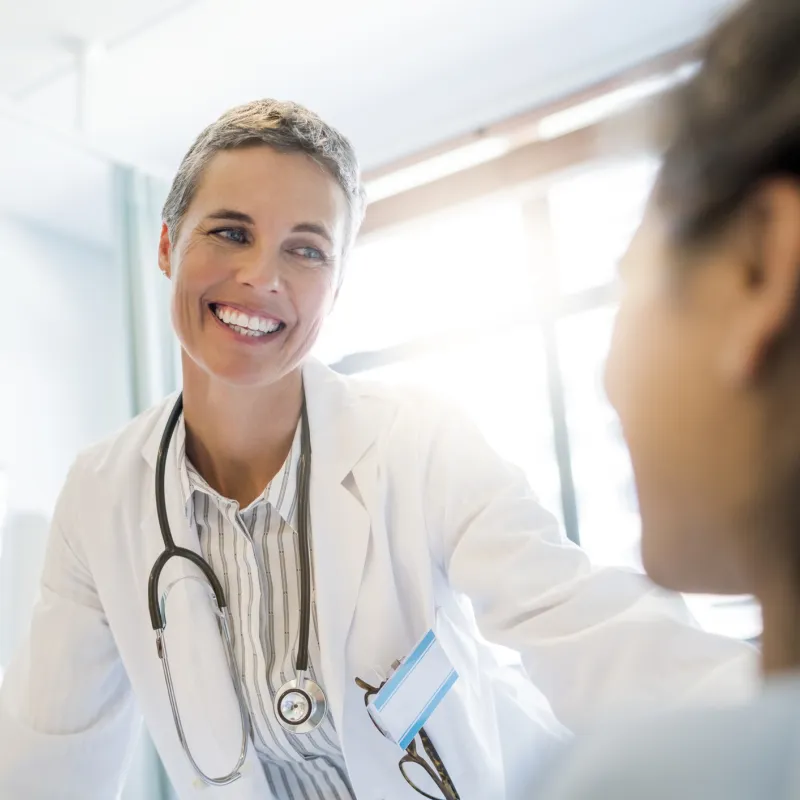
374, 630, 436, 712
398, 668, 458, 750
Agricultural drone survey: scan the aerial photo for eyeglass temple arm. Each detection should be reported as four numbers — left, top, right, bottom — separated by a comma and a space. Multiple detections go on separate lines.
417, 727, 460, 800
355, 676, 381, 700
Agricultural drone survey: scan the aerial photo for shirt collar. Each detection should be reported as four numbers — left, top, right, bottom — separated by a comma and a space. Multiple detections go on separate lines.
175, 414, 302, 528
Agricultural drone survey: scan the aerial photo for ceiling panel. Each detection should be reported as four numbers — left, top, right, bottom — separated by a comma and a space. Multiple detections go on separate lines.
0, 0, 200, 95
0, 0, 736, 246
14, 0, 733, 171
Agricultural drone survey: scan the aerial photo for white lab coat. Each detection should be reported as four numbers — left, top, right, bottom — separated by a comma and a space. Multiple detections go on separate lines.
536, 675, 800, 800
0, 358, 757, 800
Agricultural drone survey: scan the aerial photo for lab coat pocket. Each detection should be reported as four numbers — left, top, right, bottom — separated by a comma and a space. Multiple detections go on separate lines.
422, 605, 505, 800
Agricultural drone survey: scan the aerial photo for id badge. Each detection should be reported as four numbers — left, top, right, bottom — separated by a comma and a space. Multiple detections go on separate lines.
367, 629, 458, 750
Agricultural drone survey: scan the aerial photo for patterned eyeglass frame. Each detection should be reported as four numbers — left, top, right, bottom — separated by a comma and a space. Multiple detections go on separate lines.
355, 676, 460, 800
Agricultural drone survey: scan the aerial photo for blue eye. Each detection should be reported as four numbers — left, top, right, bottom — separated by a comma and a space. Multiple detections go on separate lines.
212, 228, 248, 244
294, 246, 327, 262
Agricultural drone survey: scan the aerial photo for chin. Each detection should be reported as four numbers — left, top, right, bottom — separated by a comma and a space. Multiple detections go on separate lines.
205, 355, 290, 388
641, 550, 690, 592
641, 524, 748, 595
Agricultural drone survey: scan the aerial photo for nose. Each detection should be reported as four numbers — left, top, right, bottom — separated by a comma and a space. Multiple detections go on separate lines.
235, 248, 283, 291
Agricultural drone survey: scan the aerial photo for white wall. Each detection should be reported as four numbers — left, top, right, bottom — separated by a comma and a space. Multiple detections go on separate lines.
0, 214, 132, 522
0, 211, 128, 767
0, 212, 168, 798
0, 208, 132, 664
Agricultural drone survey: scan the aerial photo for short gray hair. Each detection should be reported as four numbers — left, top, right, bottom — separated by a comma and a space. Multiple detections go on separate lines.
162, 99, 366, 253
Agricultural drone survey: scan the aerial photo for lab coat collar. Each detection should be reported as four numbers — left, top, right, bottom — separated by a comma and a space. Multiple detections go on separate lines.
139, 357, 385, 482
300, 356, 390, 482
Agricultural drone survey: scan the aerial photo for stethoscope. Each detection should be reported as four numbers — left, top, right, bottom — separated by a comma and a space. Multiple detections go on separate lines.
147, 392, 327, 787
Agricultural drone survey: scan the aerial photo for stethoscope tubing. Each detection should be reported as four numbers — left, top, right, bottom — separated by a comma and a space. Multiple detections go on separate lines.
147, 391, 313, 665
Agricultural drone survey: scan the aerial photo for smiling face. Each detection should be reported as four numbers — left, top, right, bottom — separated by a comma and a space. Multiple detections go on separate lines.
158, 145, 349, 388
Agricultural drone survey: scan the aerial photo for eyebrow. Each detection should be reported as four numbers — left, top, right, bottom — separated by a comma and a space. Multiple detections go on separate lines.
205, 209, 255, 225
203, 211, 335, 246
290, 222, 334, 246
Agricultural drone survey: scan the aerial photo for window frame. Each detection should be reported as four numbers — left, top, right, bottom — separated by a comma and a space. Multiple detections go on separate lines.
332, 156, 653, 544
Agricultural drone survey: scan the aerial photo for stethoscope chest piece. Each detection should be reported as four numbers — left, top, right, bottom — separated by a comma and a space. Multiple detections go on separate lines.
275, 674, 328, 734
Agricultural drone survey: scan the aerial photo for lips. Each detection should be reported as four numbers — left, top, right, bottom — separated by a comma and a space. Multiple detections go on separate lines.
210, 302, 286, 337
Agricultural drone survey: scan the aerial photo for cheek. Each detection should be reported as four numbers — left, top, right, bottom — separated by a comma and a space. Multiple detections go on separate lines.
606, 296, 689, 541
293, 271, 337, 325
610, 296, 691, 492
170, 244, 254, 335
188, 250, 235, 295
605, 297, 662, 425
607, 291, 738, 590
170, 270, 207, 342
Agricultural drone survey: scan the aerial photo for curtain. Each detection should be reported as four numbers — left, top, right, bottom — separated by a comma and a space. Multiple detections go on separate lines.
113, 164, 176, 800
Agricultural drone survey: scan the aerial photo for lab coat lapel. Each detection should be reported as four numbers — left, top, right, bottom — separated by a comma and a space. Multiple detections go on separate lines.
302, 360, 394, 730
140, 397, 270, 796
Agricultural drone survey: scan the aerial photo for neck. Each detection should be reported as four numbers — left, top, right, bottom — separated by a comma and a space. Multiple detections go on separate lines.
755, 570, 800, 677
181, 357, 304, 507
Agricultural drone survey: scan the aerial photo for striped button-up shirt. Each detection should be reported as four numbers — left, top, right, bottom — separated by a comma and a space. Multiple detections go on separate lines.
175, 417, 356, 800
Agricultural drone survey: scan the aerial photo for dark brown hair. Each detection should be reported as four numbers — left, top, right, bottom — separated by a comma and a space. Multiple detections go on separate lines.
656, 0, 800, 244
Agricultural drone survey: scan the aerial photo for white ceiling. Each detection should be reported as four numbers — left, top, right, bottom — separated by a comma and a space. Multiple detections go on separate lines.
0, 0, 734, 247
0, 0, 196, 96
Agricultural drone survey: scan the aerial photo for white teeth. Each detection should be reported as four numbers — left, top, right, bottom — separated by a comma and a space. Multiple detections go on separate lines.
231, 324, 261, 337
213, 304, 282, 337
214, 306, 233, 324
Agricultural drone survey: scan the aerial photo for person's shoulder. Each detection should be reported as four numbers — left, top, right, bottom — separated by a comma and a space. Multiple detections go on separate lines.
539, 680, 800, 800
306, 357, 457, 425
49, 395, 177, 529
315, 362, 516, 474
68, 394, 178, 484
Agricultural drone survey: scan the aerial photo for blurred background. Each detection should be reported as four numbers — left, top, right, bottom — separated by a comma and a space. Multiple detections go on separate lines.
0, 0, 760, 795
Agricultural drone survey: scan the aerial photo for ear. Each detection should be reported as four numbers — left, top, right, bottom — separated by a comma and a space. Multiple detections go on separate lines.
726, 179, 800, 382
158, 223, 173, 279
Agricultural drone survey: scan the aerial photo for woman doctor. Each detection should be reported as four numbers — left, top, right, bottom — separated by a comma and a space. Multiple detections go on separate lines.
0, 99, 757, 800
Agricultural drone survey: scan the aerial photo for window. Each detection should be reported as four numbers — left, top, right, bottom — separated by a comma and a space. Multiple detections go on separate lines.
544, 158, 658, 566
315, 197, 561, 521
546, 157, 761, 640
322, 152, 761, 642
557, 305, 641, 569
314, 199, 536, 364
547, 157, 658, 294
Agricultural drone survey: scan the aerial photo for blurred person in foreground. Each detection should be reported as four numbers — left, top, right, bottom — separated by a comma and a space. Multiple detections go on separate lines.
540, 0, 800, 797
